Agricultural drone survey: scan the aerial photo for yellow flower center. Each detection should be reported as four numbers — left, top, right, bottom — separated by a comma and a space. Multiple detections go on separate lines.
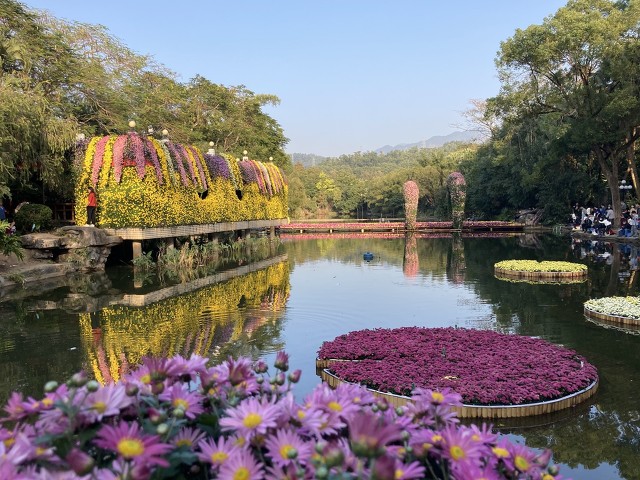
328, 401, 342, 412
472, 434, 480, 441
279, 444, 295, 459
117, 438, 145, 458
3, 438, 15, 448
542, 475, 554, 480
175, 439, 192, 447
93, 401, 107, 414
395, 469, 404, 479
233, 466, 250, 480
431, 392, 444, 403
173, 399, 189, 410
297, 410, 306, 419
140, 374, 151, 384
35, 447, 47, 456
432, 435, 443, 443
515, 455, 530, 471
42, 398, 53, 408
492, 447, 509, 458
211, 451, 229, 464
243, 413, 263, 429
450, 445, 465, 460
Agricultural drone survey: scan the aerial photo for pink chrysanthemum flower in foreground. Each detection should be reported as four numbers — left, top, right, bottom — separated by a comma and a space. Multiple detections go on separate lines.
166, 354, 208, 379
394, 459, 426, 480
264, 429, 312, 468
197, 436, 240, 471
158, 383, 205, 420
347, 411, 402, 459
93, 421, 172, 467
172, 427, 206, 449
84, 384, 133, 422
468, 422, 497, 445
218, 449, 264, 480
505, 442, 540, 476
440, 424, 484, 467
219, 397, 281, 440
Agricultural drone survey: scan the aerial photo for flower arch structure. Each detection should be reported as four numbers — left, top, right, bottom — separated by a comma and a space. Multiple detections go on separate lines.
73, 134, 288, 228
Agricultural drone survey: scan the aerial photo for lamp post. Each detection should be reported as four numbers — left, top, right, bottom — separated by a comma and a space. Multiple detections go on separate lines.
619, 180, 633, 205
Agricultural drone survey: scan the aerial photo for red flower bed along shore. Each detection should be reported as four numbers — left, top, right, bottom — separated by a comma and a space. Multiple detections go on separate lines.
317, 327, 598, 406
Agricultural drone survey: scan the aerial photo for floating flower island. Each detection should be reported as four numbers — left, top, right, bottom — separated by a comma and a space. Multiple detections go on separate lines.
584, 296, 640, 327
494, 259, 587, 283
317, 327, 598, 418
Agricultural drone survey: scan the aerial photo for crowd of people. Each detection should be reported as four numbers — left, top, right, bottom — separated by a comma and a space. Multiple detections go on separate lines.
570, 203, 639, 237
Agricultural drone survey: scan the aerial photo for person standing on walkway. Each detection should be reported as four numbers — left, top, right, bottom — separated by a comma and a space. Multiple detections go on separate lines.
86, 186, 97, 226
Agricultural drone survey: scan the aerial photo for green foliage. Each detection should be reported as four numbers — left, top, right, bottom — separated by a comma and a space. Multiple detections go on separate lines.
14, 203, 52, 233
0, 221, 23, 259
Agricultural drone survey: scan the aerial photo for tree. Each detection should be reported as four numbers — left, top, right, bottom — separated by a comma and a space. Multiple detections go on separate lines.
494, 0, 640, 227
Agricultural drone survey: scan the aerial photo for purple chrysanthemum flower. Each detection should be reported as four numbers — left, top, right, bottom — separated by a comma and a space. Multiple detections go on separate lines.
84, 383, 133, 422
93, 421, 173, 467
347, 411, 402, 459
158, 383, 205, 420
219, 397, 281, 440
440, 424, 484, 467
171, 427, 206, 449
394, 459, 426, 480
264, 429, 312, 468
197, 436, 240, 470
505, 442, 540, 476
218, 449, 264, 480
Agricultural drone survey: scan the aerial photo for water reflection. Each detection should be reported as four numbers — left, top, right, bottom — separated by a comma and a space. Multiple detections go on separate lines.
2, 234, 640, 479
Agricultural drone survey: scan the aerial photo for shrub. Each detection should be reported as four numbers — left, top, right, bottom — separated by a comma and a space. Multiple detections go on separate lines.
14, 203, 53, 233
0, 221, 23, 259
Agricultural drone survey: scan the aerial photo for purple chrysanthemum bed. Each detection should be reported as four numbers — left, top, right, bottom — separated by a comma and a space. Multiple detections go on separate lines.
317, 327, 598, 406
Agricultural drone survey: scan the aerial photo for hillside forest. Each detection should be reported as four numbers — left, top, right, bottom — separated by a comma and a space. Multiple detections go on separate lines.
3, 0, 640, 225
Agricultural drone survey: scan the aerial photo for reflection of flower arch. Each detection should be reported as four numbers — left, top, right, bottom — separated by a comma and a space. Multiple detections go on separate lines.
80, 262, 290, 384
447, 172, 466, 230
402, 233, 419, 277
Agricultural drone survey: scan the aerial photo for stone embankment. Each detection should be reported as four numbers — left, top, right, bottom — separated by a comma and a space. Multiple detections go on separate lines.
0, 226, 122, 294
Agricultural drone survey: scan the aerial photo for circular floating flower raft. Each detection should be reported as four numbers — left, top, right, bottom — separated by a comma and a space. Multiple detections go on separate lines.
494, 260, 587, 283
584, 296, 640, 328
316, 327, 598, 419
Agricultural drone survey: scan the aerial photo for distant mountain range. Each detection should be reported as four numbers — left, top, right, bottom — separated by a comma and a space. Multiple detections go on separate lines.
374, 131, 481, 154
290, 131, 481, 166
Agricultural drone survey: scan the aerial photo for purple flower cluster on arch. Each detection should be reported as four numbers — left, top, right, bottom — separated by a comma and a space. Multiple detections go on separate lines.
318, 327, 598, 406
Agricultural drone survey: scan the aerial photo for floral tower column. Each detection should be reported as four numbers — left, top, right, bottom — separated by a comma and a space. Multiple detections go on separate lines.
447, 172, 466, 230
403, 180, 419, 231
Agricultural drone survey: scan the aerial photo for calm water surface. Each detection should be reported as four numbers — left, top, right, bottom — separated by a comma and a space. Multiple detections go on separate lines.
1, 233, 639, 479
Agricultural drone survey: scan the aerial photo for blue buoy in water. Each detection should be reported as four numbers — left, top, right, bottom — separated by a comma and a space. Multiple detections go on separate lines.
363, 252, 374, 261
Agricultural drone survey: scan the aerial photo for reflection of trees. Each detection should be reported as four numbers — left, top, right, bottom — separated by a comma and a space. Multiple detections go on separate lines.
463, 235, 640, 480
447, 233, 466, 284
79, 262, 290, 384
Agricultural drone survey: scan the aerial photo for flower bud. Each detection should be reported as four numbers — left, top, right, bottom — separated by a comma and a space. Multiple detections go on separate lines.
151, 381, 164, 395
316, 466, 329, 479
173, 407, 185, 419
44, 381, 58, 393
66, 448, 95, 475
275, 372, 286, 386
256, 377, 264, 384
70, 371, 88, 388
274, 351, 289, 372
86, 380, 100, 392
548, 465, 560, 476
156, 423, 169, 435
253, 360, 268, 374
288, 369, 301, 383
286, 448, 298, 460
125, 383, 139, 397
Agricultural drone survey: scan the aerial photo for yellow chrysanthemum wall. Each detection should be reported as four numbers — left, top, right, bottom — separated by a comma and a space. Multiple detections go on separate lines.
74, 134, 288, 228
79, 261, 290, 384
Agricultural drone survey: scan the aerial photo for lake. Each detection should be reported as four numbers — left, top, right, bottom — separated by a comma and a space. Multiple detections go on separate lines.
0, 233, 639, 479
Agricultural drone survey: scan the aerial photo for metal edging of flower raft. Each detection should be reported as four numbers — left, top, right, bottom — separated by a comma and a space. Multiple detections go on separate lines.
583, 306, 640, 328
316, 360, 598, 419
494, 267, 587, 282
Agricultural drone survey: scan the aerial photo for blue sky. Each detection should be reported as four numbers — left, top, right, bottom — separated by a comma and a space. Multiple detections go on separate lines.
23, 1, 567, 157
